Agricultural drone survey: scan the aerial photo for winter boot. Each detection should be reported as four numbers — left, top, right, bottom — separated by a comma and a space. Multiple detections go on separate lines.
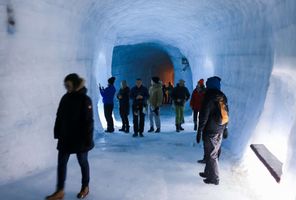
194, 123, 197, 131
203, 178, 219, 185
199, 172, 207, 178
148, 127, 154, 132
132, 133, 138, 137
176, 124, 180, 132
139, 132, 144, 137
179, 125, 184, 131
77, 186, 89, 199
125, 127, 130, 133
155, 128, 160, 133
45, 190, 64, 200
197, 159, 206, 164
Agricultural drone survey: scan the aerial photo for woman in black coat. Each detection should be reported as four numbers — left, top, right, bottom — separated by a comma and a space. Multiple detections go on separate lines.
117, 80, 130, 133
46, 73, 94, 200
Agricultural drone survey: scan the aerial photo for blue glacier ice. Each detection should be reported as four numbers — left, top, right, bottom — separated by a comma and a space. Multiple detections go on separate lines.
0, 0, 296, 199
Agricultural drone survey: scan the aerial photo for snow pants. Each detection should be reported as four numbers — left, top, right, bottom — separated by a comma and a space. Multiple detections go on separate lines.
203, 133, 223, 181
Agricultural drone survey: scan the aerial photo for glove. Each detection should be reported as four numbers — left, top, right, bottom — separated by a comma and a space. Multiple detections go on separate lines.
223, 128, 228, 139
196, 131, 202, 144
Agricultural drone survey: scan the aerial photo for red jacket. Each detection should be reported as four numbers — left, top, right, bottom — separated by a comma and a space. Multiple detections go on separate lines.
190, 88, 205, 111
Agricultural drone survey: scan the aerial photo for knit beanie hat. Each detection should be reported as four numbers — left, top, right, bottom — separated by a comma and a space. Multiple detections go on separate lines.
206, 76, 221, 90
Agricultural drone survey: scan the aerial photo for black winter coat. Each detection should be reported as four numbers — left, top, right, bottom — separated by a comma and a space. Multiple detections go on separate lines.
117, 87, 130, 107
171, 85, 190, 106
54, 87, 94, 153
198, 89, 228, 136
130, 85, 149, 106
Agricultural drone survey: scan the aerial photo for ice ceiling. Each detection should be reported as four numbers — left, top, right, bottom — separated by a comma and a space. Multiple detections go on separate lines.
0, 0, 296, 187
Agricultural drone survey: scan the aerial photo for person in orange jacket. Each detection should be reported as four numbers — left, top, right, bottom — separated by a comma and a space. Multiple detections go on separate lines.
190, 79, 206, 131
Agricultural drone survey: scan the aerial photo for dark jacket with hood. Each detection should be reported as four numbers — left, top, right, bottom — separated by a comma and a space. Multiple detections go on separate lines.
171, 85, 190, 106
54, 84, 94, 153
198, 77, 228, 136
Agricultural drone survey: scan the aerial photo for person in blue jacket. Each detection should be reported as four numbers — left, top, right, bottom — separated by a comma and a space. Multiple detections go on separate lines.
130, 78, 149, 137
99, 77, 116, 133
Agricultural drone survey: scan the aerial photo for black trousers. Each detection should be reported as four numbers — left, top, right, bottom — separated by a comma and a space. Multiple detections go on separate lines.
120, 105, 129, 129
132, 104, 145, 134
104, 104, 114, 131
57, 151, 89, 190
193, 110, 199, 125
203, 133, 223, 181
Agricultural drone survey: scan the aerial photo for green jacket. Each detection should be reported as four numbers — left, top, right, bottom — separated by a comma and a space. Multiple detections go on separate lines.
148, 83, 163, 107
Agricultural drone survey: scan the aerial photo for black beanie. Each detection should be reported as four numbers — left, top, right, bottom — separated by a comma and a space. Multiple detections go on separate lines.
108, 77, 116, 85
152, 76, 160, 84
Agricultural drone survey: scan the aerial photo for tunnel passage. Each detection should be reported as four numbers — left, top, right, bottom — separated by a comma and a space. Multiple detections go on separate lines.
111, 43, 175, 89
110, 42, 193, 119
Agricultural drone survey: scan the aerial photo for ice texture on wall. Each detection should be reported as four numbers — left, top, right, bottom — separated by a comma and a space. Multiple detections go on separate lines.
0, 0, 296, 187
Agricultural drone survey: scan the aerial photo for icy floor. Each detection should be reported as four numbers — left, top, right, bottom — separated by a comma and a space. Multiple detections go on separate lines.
0, 108, 261, 200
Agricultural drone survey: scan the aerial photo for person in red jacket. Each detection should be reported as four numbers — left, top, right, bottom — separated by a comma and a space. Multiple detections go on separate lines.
190, 79, 206, 131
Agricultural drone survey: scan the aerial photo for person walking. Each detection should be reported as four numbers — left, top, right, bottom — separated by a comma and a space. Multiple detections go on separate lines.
196, 76, 229, 185
99, 77, 116, 133
130, 78, 149, 137
167, 82, 174, 104
148, 77, 163, 133
46, 74, 94, 200
171, 79, 190, 132
190, 79, 206, 131
117, 80, 130, 133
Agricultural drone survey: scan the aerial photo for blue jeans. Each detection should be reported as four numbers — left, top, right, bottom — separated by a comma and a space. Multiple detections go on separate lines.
57, 151, 90, 190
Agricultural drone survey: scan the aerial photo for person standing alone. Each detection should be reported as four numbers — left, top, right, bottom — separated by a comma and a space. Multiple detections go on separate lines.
130, 78, 149, 137
99, 77, 116, 133
148, 77, 163, 133
117, 80, 130, 133
171, 79, 190, 132
46, 73, 94, 200
190, 79, 206, 131
196, 76, 229, 185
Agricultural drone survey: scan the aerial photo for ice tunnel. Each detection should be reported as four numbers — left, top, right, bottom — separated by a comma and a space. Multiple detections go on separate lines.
0, 0, 296, 199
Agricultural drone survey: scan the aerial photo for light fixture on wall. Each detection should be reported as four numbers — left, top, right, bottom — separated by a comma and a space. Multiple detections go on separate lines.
7, 4, 16, 34
182, 57, 189, 71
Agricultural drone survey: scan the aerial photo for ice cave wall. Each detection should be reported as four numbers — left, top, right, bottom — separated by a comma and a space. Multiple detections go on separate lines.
0, 0, 295, 184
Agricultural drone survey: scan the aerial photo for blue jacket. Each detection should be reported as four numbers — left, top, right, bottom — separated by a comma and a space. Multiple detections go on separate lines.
100, 85, 116, 104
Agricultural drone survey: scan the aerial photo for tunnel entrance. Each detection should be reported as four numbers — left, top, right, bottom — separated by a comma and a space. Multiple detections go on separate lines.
111, 43, 175, 89
110, 42, 193, 125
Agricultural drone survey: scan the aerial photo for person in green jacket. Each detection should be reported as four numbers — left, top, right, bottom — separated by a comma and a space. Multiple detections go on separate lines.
148, 77, 163, 133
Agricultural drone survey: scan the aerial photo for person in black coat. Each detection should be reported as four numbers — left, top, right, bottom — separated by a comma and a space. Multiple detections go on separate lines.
117, 80, 130, 133
196, 76, 229, 185
171, 80, 190, 132
46, 73, 94, 200
130, 78, 149, 137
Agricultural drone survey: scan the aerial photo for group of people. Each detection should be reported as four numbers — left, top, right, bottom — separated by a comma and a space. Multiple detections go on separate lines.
99, 76, 205, 136
46, 73, 229, 200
